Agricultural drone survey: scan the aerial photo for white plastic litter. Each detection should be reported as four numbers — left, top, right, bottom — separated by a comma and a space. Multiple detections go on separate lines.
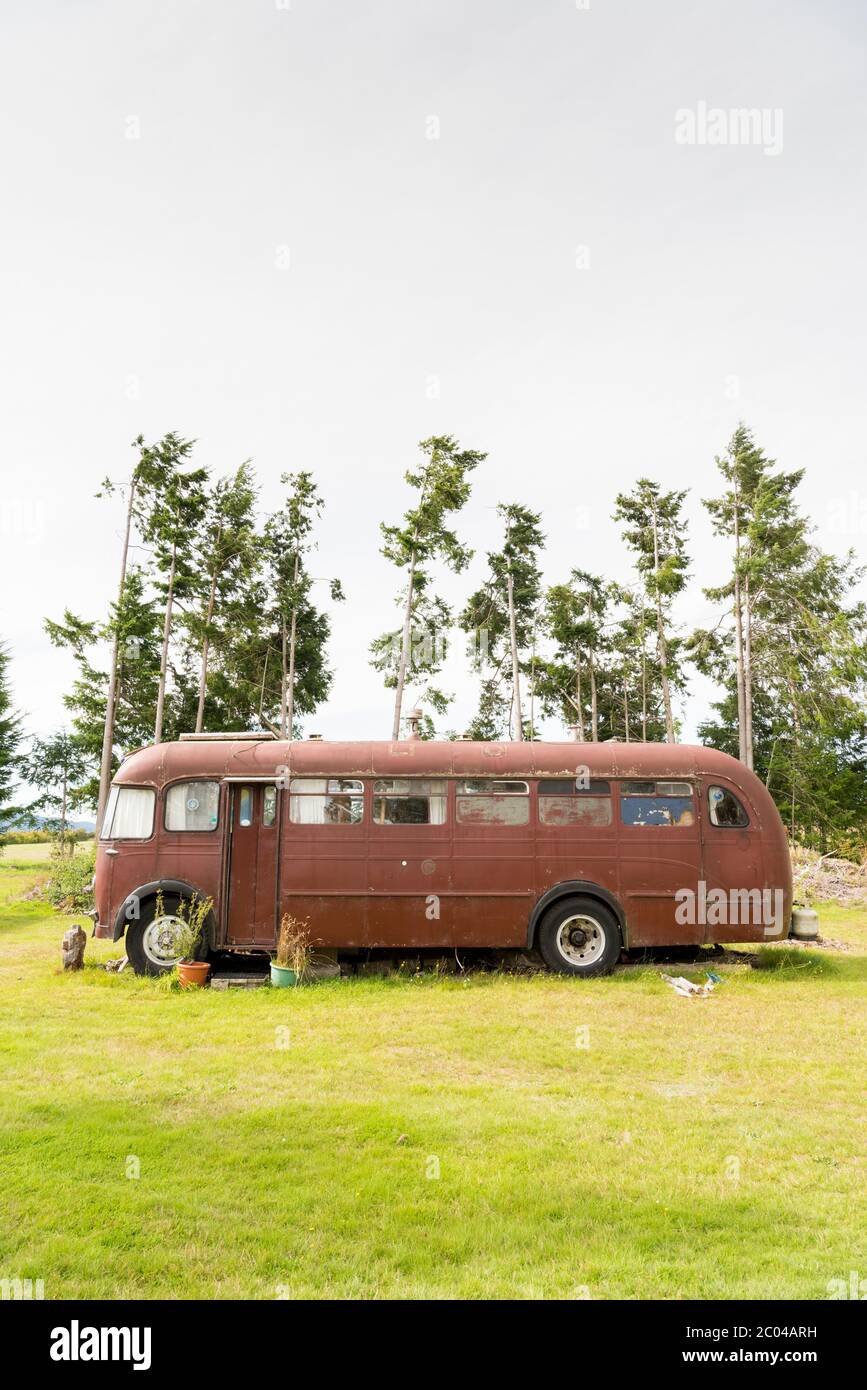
661, 973, 716, 998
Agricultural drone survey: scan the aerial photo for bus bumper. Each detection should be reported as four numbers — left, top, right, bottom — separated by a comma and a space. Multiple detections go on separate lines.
88, 911, 113, 940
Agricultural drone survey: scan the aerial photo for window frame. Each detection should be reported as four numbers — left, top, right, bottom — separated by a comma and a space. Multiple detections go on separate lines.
163, 779, 222, 834
288, 777, 365, 826
617, 778, 696, 829
100, 784, 156, 842
537, 779, 613, 828
537, 778, 612, 797
706, 783, 750, 829
372, 778, 449, 827
238, 787, 254, 827
455, 778, 530, 827
456, 778, 530, 796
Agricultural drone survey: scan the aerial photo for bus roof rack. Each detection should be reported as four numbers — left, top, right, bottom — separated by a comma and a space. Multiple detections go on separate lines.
178, 731, 277, 742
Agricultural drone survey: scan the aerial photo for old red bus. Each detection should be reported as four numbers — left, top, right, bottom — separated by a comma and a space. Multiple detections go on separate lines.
92, 733, 793, 977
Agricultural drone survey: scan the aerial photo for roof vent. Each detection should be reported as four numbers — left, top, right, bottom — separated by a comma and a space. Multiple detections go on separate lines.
405, 709, 424, 740
178, 731, 277, 742
307, 733, 323, 741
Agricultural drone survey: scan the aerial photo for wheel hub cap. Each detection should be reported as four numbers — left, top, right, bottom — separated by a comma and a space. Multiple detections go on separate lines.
557, 914, 605, 965
143, 914, 183, 967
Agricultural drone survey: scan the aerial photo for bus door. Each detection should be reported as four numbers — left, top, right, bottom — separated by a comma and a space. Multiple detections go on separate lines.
699, 779, 768, 942
225, 782, 280, 945
616, 779, 704, 946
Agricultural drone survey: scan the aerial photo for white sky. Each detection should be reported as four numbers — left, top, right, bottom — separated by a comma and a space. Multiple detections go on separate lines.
2, 0, 866, 784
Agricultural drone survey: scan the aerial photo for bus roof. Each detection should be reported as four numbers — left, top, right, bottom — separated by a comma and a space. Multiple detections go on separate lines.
114, 738, 754, 788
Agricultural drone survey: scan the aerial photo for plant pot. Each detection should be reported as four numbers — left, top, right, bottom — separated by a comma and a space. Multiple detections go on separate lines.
178, 960, 211, 989
270, 962, 298, 988
790, 908, 819, 941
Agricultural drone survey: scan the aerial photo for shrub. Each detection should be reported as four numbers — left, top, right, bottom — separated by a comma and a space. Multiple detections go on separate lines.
43, 847, 96, 912
275, 914, 312, 979
0, 828, 92, 846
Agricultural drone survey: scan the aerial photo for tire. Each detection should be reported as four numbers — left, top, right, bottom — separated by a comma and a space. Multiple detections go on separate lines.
536, 895, 621, 978
126, 892, 211, 978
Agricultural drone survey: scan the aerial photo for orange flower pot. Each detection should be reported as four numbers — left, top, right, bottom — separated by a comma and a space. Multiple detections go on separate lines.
178, 960, 211, 989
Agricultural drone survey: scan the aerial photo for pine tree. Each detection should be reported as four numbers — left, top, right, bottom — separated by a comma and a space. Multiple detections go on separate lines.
613, 480, 689, 742
182, 463, 259, 733
371, 435, 485, 738
605, 587, 671, 743
261, 472, 344, 737
45, 568, 164, 804
460, 503, 545, 741
0, 643, 23, 825
692, 425, 867, 849
23, 732, 90, 853
692, 424, 802, 769
536, 571, 611, 739
93, 444, 143, 830
134, 433, 209, 744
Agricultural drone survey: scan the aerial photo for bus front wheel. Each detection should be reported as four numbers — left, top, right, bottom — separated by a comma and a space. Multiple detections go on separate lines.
537, 896, 621, 978
126, 892, 210, 978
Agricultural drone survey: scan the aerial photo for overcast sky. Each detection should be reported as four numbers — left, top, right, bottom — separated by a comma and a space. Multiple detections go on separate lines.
2, 0, 866, 773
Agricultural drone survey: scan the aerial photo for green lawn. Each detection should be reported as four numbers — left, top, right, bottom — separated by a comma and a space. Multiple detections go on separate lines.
1, 850, 865, 1301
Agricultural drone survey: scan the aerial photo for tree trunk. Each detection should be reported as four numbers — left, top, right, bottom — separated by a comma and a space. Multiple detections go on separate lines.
60, 770, 68, 856
574, 654, 585, 740
153, 540, 177, 745
285, 553, 300, 738
506, 567, 523, 740
195, 524, 222, 734
587, 598, 599, 742
651, 503, 675, 743
258, 646, 270, 725
743, 571, 754, 771
623, 681, 630, 741
732, 490, 748, 764
640, 608, 648, 742
786, 627, 801, 840
280, 618, 289, 738
528, 629, 536, 740
96, 479, 136, 833
391, 549, 418, 740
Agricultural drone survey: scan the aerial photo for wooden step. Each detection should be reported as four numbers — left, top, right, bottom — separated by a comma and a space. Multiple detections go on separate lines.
210, 973, 270, 990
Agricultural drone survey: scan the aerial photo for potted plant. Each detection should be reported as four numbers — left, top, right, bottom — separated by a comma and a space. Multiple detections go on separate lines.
170, 893, 213, 988
271, 914, 312, 987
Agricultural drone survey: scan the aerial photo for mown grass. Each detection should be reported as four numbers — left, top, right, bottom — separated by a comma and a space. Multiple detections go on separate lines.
0, 849, 864, 1300
0, 840, 93, 863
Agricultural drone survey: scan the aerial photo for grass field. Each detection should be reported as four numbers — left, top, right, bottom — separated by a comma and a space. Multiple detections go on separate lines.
1, 848, 865, 1301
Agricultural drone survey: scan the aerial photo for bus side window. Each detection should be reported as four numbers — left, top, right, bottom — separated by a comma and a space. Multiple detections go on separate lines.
455, 779, 529, 825
620, 780, 695, 827
538, 778, 612, 827
289, 778, 364, 824
708, 785, 749, 827
263, 786, 277, 827
373, 779, 447, 825
238, 787, 253, 827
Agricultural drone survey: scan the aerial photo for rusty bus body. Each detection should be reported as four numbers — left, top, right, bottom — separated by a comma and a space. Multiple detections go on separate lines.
93, 736, 793, 977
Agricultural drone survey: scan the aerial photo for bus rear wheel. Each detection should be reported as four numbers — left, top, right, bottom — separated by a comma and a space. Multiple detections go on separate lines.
537, 895, 621, 978
126, 892, 209, 978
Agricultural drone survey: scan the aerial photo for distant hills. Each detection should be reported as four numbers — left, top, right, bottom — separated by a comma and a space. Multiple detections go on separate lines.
0, 813, 96, 833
